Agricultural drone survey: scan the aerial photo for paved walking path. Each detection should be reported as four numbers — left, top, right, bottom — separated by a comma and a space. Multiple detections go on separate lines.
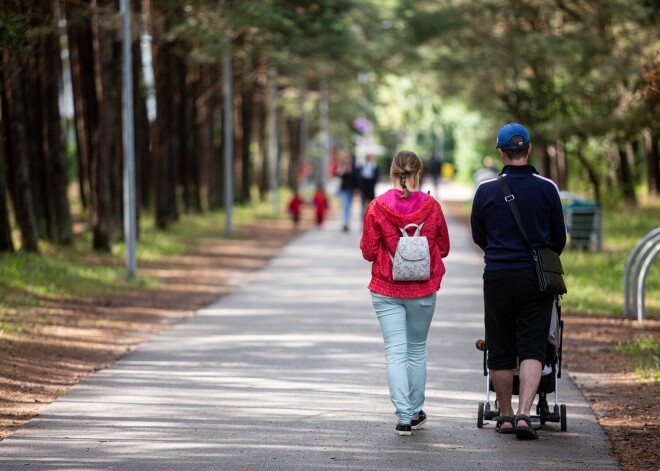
0, 182, 619, 470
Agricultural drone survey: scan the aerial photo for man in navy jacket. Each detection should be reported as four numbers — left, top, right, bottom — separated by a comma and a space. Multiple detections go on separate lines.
470, 123, 566, 440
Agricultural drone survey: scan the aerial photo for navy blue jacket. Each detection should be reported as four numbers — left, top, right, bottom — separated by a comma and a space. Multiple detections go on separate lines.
471, 165, 567, 272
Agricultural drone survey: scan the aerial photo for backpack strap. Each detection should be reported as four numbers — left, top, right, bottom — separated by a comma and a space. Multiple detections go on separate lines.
399, 222, 424, 237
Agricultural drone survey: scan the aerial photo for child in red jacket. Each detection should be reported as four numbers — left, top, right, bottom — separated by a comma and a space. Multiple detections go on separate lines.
311, 181, 329, 227
287, 190, 305, 228
360, 150, 450, 436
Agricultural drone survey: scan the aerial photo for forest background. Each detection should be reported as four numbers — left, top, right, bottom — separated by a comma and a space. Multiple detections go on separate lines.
1, 0, 658, 257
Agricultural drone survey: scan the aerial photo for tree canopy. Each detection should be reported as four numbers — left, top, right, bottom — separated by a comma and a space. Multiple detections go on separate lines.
0, 0, 658, 253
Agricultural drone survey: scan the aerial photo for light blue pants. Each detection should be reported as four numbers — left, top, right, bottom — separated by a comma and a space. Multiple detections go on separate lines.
371, 292, 437, 424
338, 189, 353, 227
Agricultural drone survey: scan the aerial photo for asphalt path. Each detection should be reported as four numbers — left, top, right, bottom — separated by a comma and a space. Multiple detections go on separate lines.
0, 181, 620, 470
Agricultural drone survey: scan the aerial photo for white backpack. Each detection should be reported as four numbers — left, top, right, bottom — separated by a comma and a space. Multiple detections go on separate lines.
388, 223, 431, 281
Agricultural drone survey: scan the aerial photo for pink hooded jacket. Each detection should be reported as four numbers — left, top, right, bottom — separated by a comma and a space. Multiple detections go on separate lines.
360, 189, 450, 298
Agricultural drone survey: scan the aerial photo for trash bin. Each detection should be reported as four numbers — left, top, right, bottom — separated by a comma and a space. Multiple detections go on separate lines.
563, 198, 602, 251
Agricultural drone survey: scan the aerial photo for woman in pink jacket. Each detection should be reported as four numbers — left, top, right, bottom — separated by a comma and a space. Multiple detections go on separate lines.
360, 150, 450, 436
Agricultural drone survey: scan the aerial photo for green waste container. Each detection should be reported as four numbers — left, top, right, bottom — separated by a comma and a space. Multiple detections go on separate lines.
563, 198, 601, 251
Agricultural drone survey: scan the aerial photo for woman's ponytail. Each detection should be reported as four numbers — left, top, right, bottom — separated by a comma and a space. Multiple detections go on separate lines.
391, 150, 422, 199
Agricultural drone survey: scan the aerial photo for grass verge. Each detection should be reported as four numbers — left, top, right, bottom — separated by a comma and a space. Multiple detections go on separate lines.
613, 337, 660, 381
0, 196, 286, 332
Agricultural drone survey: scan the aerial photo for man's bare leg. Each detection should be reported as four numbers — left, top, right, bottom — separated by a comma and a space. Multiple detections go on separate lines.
516, 359, 542, 425
491, 369, 514, 429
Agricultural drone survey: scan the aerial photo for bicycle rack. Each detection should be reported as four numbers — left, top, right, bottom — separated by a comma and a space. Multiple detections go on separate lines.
623, 227, 660, 322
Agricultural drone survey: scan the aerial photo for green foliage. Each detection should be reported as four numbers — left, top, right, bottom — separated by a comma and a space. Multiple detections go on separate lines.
0, 200, 285, 323
613, 337, 660, 382
0, 7, 28, 51
396, 0, 659, 198
561, 201, 660, 316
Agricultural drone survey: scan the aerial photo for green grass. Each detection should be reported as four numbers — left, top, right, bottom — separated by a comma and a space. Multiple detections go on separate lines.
562, 201, 660, 316
613, 337, 660, 381
0, 195, 288, 331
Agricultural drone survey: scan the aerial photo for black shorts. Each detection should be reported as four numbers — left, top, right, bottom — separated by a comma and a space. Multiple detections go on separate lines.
483, 268, 554, 370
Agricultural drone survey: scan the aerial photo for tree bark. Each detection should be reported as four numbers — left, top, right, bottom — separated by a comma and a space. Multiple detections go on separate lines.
286, 117, 301, 191
575, 149, 601, 204
617, 145, 637, 206
195, 63, 216, 209
645, 129, 660, 197
207, 63, 224, 210
90, 0, 121, 251
240, 69, 253, 204
132, 0, 150, 232
1, 49, 40, 252
0, 140, 15, 252
254, 62, 269, 201
0, 184, 13, 252
180, 59, 201, 213
37, 0, 73, 245
151, 7, 179, 228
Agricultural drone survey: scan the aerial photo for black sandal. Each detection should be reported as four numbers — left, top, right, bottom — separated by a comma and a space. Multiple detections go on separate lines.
494, 415, 515, 434
514, 414, 539, 440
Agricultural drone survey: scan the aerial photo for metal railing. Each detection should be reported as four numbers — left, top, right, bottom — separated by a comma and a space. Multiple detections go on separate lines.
623, 227, 660, 322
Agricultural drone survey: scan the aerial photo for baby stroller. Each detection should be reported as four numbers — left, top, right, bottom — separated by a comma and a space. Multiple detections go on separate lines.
476, 297, 567, 432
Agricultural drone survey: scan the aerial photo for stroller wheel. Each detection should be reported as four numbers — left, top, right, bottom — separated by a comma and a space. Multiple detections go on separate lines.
560, 404, 567, 431
477, 402, 485, 429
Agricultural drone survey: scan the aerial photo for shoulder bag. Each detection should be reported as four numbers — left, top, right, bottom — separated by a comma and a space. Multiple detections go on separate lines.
497, 176, 567, 295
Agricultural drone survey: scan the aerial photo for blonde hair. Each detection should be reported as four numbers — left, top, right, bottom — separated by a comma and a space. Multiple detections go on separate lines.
390, 150, 423, 199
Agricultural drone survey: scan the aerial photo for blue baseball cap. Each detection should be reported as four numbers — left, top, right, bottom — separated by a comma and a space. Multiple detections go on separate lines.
496, 123, 530, 148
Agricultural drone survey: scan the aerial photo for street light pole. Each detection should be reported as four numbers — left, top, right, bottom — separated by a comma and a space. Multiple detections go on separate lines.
120, 0, 137, 279
222, 36, 234, 237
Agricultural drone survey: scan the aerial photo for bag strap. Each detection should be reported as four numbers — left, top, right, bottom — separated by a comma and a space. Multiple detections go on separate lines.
497, 176, 534, 252
399, 222, 424, 237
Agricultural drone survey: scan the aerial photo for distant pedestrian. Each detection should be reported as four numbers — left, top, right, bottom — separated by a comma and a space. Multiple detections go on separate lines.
287, 190, 305, 229
357, 154, 380, 217
470, 123, 566, 440
472, 156, 499, 186
429, 155, 442, 194
312, 181, 329, 227
360, 149, 450, 436
335, 153, 356, 232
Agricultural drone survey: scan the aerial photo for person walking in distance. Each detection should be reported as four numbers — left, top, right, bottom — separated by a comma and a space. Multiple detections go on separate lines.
287, 189, 305, 229
357, 154, 380, 217
470, 123, 566, 440
335, 153, 356, 232
360, 150, 450, 436
312, 181, 329, 227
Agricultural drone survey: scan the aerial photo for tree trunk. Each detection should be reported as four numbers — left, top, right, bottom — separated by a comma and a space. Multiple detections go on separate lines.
38, 0, 73, 245
0, 141, 15, 252
24, 21, 49, 241
65, 0, 96, 212
617, 145, 637, 206
207, 63, 224, 210
575, 149, 601, 204
254, 63, 269, 201
132, 0, 150, 233
0, 183, 13, 252
645, 129, 660, 197
240, 88, 253, 205
550, 140, 567, 189
529, 133, 546, 178
195, 63, 215, 209
1, 49, 40, 252
180, 59, 201, 213
286, 117, 301, 191
151, 7, 179, 228
90, 0, 121, 251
